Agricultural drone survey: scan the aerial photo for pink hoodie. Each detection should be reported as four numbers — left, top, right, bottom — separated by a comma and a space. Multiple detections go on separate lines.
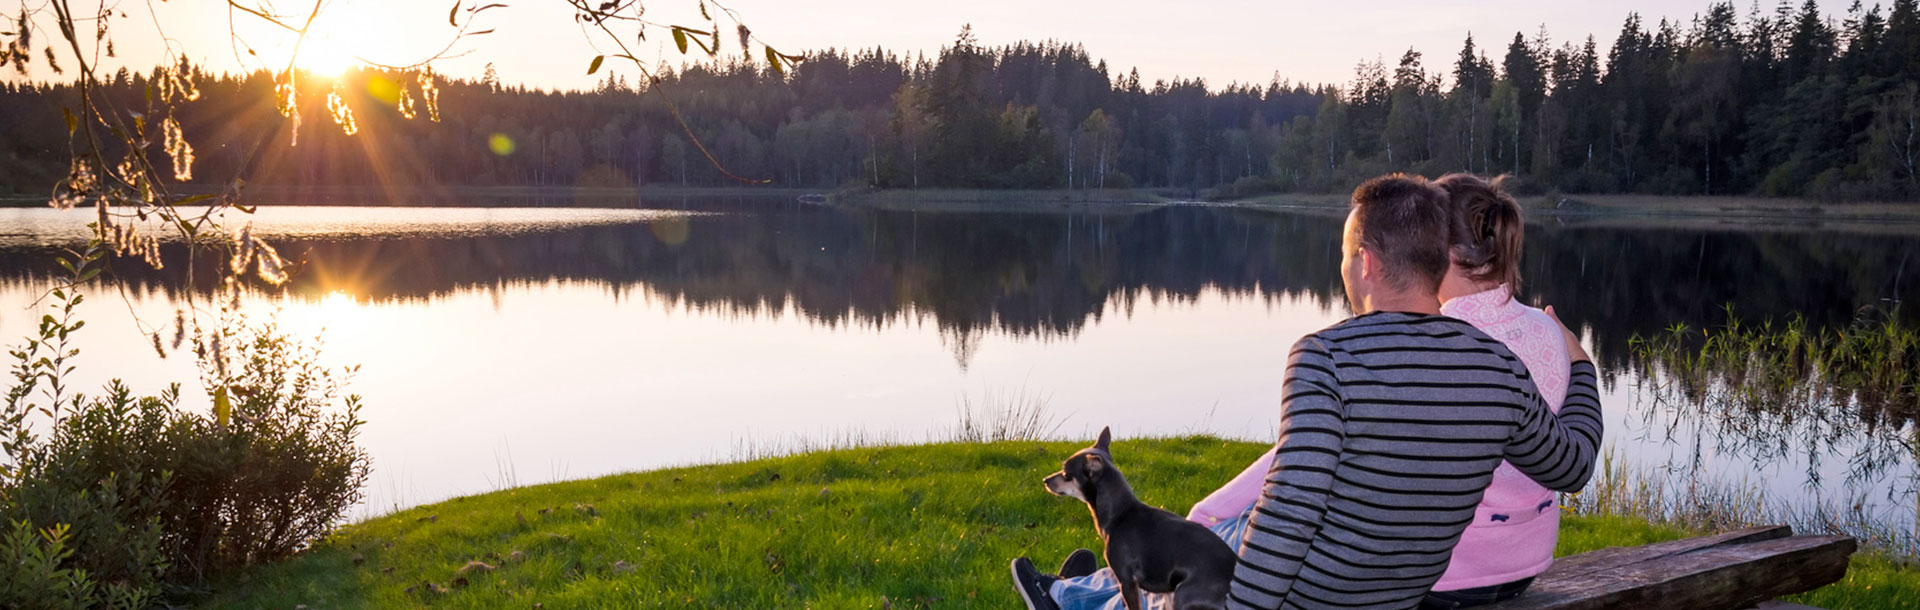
1189, 286, 1571, 591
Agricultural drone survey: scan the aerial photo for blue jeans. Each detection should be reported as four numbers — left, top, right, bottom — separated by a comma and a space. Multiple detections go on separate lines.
1050, 509, 1253, 610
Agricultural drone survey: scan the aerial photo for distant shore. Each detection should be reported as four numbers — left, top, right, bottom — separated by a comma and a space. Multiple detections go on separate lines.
1225, 191, 1920, 231
9, 185, 1920, 228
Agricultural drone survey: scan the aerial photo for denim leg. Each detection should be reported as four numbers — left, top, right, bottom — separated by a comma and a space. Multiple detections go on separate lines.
1048, 509, 1255, 610
1050, 567, 1131, 610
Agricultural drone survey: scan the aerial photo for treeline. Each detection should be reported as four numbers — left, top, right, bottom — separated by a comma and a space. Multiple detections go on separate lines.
0, 25, 1319, 196
0, 1, 1917, 200
1271, 0, 1920, 200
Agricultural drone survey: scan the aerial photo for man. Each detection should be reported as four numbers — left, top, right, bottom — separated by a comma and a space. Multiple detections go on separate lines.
1224, 174, 1602, 610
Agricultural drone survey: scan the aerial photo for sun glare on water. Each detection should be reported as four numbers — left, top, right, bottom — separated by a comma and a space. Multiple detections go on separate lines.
317, 290, 362, 323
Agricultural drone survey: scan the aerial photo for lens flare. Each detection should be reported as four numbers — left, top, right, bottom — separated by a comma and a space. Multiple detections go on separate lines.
489, 134, 516, 156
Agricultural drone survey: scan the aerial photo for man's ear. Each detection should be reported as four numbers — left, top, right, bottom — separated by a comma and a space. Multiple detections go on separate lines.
1359, 247, 1383, 282
1096, 426, 1111, 452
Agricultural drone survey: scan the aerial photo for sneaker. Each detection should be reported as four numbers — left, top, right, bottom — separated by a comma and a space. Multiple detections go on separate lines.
1010, 557, 1061, 610
1058, 548, 1099, 579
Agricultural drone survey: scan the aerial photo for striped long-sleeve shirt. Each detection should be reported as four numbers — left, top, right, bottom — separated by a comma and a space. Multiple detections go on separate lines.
1226, 311, 1604, 610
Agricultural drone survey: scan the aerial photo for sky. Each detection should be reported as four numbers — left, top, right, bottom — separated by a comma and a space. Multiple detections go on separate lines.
3, 0, 1757, 91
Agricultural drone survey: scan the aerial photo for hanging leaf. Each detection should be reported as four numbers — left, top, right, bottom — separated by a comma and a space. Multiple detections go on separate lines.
62, 106, 75, 134
671, 28, 688, 54
214, 386, 232, 426
765, 46, 784, 77
587, 55, 605, 75
448, 0, 460, 26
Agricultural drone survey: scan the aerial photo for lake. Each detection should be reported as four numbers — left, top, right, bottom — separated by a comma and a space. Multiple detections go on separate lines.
0, 196, 1915, 549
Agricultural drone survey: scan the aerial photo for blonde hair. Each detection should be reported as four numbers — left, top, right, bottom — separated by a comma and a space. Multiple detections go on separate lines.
1436, 173, 1524, 292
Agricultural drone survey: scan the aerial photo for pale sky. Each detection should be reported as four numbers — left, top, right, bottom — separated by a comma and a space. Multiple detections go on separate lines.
5, 0, 1751, 91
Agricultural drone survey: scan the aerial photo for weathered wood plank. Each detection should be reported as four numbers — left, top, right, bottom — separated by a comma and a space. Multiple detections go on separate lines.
1541, 525, 1793, 580
1486, 535, 1855, 610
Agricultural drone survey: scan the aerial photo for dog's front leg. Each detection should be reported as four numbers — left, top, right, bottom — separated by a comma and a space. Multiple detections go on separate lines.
1119, 576, 1143, 610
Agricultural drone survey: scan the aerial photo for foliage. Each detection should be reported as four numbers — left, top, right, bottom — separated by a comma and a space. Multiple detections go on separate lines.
193, 439, 1919, 609
6, 2, 1917, 198
171, 313, 371, 580
0, 248, 371, 607
0, 521, 153, 610
0, 39, 1322, 194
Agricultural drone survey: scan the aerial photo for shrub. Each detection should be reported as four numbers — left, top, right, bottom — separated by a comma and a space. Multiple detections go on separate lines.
1, 250, 370, 607
0, 520, 156, 610
1204, 175, 1290, 201
174, 317, 370, 579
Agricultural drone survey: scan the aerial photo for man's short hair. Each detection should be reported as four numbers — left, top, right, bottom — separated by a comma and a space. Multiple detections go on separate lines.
1350, 174, 1452, 293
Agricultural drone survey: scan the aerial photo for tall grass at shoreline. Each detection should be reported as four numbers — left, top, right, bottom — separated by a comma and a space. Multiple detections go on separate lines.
944, 385, 1064, 443
1569, 448, 1920, 560
1624, 307, 1920, 559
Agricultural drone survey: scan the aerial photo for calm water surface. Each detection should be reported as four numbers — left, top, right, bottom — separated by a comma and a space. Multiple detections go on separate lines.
0, 198, 1914, 542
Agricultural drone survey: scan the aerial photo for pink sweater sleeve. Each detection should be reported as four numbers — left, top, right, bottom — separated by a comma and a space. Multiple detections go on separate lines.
1188, 446, 1276, 524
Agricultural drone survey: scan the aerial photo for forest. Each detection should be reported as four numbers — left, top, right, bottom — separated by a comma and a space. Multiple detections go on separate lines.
1, 0, 1917, 200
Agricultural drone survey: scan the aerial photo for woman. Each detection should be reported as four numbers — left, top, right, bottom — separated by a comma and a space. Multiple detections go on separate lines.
1418, 172, 1569, 607
1022, 173, 1568, 610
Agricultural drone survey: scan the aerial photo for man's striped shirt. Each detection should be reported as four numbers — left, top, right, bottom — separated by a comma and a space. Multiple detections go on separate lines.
1225, 312, 1604, 610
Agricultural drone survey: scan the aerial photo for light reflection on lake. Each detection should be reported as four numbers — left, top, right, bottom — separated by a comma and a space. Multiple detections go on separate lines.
0, 200, 1913, 543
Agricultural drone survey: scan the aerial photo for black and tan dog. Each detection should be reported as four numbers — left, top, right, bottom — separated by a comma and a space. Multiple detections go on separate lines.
1043, 427, 1236, 610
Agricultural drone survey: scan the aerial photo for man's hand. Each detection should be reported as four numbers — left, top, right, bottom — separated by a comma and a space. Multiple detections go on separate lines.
1544, 305, 1591, 364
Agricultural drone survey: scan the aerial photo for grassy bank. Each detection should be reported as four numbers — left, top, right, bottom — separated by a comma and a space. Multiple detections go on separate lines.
201, 438, 1917, 609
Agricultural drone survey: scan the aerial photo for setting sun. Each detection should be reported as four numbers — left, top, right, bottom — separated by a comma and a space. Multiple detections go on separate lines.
254, 1, 401, 77
294, 33, 357, 76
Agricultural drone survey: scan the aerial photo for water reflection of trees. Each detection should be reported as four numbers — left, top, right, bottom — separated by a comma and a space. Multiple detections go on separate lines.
0, 206, 1352, 355
1628, 310, 1919, 517
1524, 224, 1920, 376
8, 209, 1920, 375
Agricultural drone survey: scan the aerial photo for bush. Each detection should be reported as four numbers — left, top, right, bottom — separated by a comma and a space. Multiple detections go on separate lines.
175, 318, 370, 579
0, 520, 156, 610
1, 251, 370, 607
1204, 175, 1290, 201
1554, 168, 1621, 194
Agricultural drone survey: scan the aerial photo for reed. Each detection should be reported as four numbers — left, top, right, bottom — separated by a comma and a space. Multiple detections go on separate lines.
1622, 308, 1920, 558
944, 385, 1063, 443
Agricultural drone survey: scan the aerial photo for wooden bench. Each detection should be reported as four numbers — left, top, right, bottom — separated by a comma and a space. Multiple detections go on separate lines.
1484, 525, 1856, 610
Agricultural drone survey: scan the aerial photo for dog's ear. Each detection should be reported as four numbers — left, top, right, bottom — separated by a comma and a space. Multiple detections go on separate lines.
1085, 452, 1106, 479
1096, 426, 1111, 452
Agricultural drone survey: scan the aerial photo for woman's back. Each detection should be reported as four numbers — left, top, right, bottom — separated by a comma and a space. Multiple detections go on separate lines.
1432, 286, 1570, 591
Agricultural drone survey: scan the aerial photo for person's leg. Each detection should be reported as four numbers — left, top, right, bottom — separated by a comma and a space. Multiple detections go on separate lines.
1050, 566, 1131, 610
1050, 508, 1254, 610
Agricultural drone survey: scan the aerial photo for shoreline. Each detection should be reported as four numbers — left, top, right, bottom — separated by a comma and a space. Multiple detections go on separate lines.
199, 438, 1915, 609
1223, 191, 1920, 229
13, 185, 1920, 232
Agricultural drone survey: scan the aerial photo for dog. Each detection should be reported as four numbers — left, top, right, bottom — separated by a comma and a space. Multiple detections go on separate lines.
1043, 427, 1236, 610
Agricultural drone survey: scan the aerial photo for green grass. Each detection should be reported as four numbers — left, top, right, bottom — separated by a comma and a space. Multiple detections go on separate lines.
200, 438, 1919, 609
